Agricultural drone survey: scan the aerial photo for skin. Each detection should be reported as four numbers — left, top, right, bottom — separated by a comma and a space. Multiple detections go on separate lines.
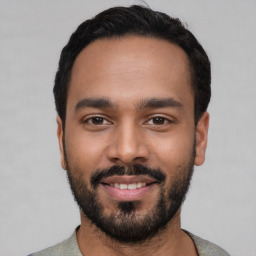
57, 36, 209, 256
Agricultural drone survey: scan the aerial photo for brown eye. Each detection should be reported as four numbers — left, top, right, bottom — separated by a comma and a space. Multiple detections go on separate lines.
91, 117, 105, 125
152, 117, 166, 125
83, 116, 112, 126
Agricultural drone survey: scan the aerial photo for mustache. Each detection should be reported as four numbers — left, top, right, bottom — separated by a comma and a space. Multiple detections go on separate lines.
91, 164, 166, 187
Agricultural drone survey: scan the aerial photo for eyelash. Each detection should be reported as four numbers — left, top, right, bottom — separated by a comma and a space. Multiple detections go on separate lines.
83, 115, 112, 125
82, 115, 172, 126
147, 116, 172, 125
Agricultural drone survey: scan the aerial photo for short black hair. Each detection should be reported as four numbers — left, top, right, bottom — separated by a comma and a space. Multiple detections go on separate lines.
54, 5, 211, 124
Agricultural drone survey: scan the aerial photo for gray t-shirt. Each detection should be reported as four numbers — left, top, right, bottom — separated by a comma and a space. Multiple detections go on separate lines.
29, 229, 230, 256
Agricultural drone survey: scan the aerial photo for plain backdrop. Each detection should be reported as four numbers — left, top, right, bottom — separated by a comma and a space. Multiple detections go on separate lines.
0, 0, 256, 255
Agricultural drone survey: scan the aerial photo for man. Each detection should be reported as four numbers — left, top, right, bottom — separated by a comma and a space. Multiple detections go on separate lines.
29, 5, 230, 256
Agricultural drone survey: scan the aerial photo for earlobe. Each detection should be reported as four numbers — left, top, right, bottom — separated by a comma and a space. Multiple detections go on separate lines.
194, 112, 210, 166
57, 116, 67, 170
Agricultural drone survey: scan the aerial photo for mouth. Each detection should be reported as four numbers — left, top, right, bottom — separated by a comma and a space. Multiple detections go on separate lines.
108, 182, 147, 189
99, 175, 159, 201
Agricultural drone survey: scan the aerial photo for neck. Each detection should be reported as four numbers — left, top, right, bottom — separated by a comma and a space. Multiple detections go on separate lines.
76, 210, 198, 256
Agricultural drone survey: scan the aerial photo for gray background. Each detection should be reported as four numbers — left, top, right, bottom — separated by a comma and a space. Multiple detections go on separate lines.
0, 0, 255, 255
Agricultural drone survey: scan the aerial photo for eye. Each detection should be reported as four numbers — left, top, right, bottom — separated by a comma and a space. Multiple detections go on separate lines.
147, 116, 172, 125
83, 116, 112, 125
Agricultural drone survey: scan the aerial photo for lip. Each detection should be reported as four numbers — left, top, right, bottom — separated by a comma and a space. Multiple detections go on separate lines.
100, 175, 158, 201
101, 175, 156, 185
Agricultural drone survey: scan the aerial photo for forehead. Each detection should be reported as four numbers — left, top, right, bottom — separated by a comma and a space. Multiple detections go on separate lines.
68, 36, 193, 109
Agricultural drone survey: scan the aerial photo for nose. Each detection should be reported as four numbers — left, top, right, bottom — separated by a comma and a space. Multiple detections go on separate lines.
107, 122, 149, 166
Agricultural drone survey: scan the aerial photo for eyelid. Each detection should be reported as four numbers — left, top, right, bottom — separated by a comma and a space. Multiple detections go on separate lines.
82, 114, 113, 125
145, 115, 174, 124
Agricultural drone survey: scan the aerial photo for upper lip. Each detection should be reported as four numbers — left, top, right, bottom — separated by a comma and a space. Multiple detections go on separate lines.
100, 175, 157, 185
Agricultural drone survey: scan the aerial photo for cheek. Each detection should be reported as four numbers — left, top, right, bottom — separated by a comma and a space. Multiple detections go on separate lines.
64, 129, 109, 174
150, 130, 195, 170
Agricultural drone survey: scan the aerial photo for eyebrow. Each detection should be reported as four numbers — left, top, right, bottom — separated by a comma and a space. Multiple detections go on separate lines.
137, 98, 183, 110
75, 98, 114, 111
75, 97, 183, 112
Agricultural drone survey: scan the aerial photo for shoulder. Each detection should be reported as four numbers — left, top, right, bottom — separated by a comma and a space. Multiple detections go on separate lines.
185, 231, 231, 256
28, 231, 82, 256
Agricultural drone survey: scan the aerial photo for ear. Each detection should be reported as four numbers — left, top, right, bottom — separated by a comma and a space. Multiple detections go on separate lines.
57, 116, 67, 170
194, 112, 210, 166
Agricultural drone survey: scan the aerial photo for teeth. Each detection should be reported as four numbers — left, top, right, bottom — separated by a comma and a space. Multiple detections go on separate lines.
120, 184, 128, 189
137, 183, 142, 188
127, 183, 137, 190
112, 182, 147, 190
114, 183, 120, 188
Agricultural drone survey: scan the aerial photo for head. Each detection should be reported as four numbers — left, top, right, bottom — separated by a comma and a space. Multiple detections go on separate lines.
55, 5, 211, 244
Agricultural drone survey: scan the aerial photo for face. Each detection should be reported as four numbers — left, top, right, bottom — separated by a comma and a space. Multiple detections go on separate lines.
57, 36, 209, 243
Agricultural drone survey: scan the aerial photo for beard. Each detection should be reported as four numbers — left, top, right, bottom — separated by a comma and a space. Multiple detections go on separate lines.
64, 145, 195, 244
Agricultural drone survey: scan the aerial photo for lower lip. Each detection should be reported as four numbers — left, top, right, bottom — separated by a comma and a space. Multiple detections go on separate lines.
101, 184, 156, 201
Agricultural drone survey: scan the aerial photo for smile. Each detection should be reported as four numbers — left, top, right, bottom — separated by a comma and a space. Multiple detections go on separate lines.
109, 182, 147, 190
99, 175, 158, 201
